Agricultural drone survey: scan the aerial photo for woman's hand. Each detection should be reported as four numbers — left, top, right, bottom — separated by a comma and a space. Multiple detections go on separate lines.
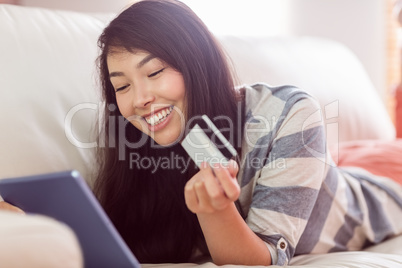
185, 160, 271, 265
0, 201, 25, 214
184, 159, 240, 214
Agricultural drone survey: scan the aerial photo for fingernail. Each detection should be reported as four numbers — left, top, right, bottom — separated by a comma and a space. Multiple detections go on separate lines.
230, 160, 238, 169
195, 181, 203, 188
213, 163, 220, 170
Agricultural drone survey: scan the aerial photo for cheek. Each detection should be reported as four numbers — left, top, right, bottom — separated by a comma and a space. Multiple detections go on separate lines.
115, 97, 132, 120
116, 96, 148, 133
162, 73, 186, 100
176, 78, 186, 100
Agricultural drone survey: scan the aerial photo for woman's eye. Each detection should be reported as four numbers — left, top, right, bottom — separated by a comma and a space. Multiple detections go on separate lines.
115, 85, 129, 92
148, 68, 165, 78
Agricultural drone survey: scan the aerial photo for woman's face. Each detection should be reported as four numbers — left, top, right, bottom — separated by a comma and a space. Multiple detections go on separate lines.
107, 49, 186, 146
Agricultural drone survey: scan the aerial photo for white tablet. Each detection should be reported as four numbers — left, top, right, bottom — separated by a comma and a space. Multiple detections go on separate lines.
0, 170, 140, 268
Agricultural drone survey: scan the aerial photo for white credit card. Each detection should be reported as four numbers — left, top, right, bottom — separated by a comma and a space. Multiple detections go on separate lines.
181, 115, 237, 168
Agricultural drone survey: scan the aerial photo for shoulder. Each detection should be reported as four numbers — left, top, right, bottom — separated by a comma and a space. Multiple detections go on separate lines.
242, 83, 320, 123
239, 83, 326, 167
243, 82, 308, 97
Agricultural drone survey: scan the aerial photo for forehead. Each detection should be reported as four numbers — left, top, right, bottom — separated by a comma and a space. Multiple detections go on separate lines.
107, 48, 148, 63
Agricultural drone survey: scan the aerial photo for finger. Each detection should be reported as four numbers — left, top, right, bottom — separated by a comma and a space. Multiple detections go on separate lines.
184, 181, 200, 213
200, 162, 222, 197
0, 201, 25, 214
201, 162, 228, 210
228, 159, 239, 178
193, 180, 214, 213
214, 164, 240, 201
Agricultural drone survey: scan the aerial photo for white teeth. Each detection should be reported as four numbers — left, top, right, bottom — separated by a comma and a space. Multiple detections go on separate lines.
145, 106, 173, 126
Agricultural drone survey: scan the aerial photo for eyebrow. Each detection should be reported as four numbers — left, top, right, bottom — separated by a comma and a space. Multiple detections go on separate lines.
109, 71, 124, 78
109, 54, 156, 78
137, 54, 156, 69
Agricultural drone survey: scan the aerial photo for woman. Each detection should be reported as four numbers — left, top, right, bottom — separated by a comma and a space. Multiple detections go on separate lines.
2, 0, 402, 266
94, 0, 402, 265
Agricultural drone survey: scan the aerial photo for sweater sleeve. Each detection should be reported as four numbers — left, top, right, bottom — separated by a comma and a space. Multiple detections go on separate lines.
240, 86, 328, 265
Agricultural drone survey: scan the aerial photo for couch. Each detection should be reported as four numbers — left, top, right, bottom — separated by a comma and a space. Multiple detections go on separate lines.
0, 4, 401, 268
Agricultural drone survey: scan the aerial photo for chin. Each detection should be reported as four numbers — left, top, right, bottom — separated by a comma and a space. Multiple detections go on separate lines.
154, 139, 179, 147
153, 133, 183, 147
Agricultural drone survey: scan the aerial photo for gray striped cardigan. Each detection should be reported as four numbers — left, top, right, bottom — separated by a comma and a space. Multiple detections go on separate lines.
236, 83, 402, 265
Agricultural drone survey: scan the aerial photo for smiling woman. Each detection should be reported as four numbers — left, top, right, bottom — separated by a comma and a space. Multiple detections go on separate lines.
94, 0, 242, 264
91, 0, 402, 266
107, 50, 187, 145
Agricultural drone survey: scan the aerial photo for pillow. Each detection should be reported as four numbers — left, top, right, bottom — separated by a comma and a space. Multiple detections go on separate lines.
218, 35, 396, 147
330, 139, 402, 184
395, 86, 402, 138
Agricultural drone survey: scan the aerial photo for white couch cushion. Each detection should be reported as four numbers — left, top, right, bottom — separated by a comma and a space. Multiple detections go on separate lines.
0, 211, 83, 268
0, 5, 109, 183
219, 35, 396, 147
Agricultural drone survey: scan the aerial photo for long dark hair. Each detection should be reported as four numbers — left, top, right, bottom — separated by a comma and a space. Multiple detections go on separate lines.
94, 0, 242, 263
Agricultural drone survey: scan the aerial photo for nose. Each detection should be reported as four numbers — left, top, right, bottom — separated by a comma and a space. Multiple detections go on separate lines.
132, 84, 155, 108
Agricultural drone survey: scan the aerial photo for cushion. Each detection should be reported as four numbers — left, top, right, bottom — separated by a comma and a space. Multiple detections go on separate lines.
218, 35, 396, 147
330, 139, 402, 184
0, 5, 108, 183
395, 86, 402, 138
0, 211, 82, 268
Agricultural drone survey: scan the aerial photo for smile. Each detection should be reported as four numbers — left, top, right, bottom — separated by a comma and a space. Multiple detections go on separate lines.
144, 105, 174, 126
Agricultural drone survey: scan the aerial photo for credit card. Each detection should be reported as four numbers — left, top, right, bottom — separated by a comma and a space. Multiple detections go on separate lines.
181, 115, 237, 168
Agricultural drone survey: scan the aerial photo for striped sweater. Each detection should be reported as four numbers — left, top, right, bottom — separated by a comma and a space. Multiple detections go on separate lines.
236, 83, 402, 265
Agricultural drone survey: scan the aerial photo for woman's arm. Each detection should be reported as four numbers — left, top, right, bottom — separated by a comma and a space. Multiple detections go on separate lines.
197, 202, 271, 265
184, 161, 271, 266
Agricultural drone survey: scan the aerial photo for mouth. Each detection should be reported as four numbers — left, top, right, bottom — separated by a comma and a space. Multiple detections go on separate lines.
143, 105, 174, 126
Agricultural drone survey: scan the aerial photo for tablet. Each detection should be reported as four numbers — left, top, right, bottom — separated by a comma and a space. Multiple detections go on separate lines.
0, 170, 140, 268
